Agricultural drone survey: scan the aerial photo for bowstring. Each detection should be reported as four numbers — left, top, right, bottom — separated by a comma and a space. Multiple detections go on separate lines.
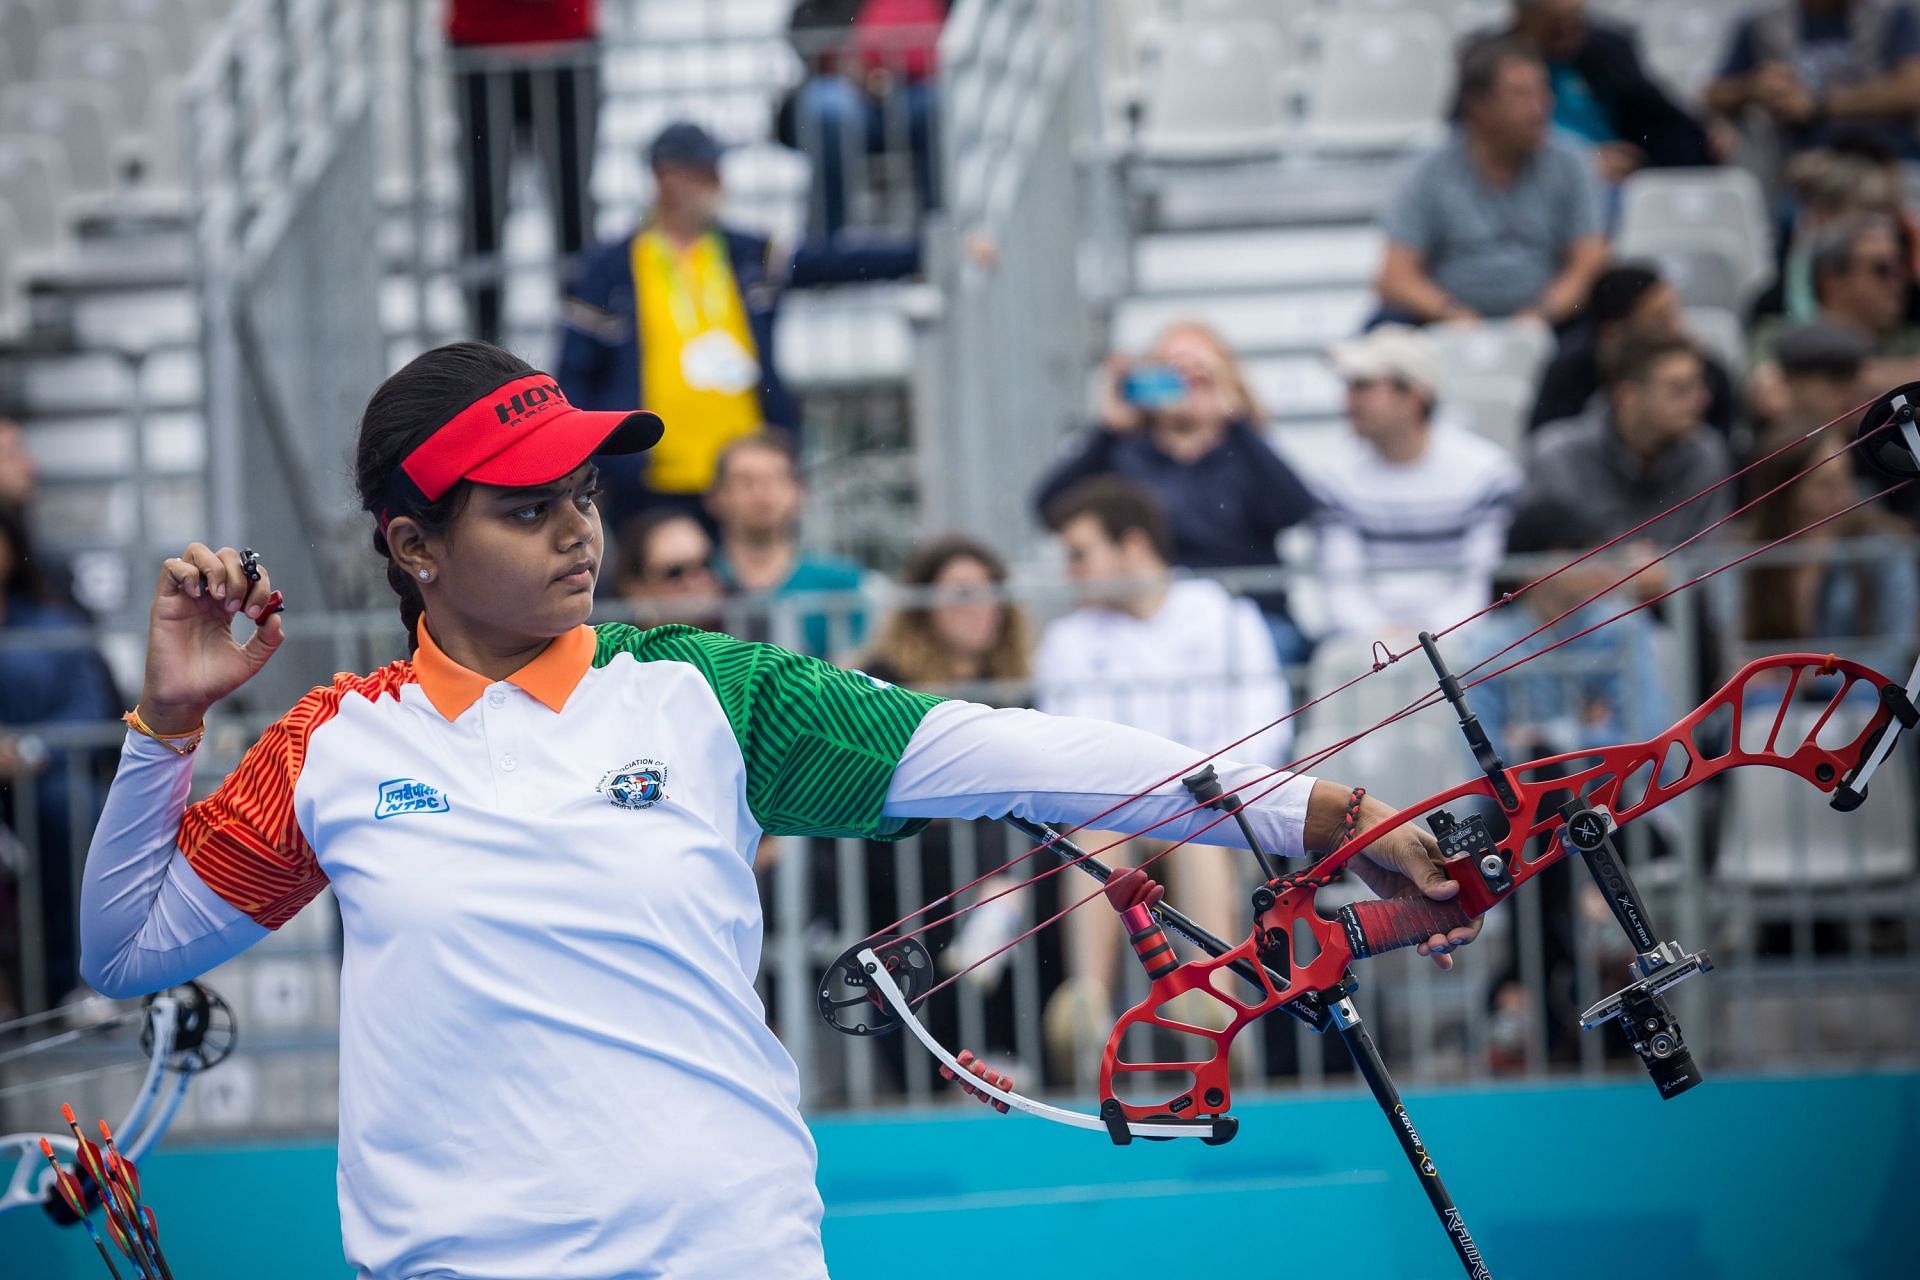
917, 476, 1912, 1000
872, 401, 1900, 970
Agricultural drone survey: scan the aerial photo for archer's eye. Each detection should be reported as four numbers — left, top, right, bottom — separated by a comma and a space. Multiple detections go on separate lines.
574, 484, 602, 512
510, 502, 546, 523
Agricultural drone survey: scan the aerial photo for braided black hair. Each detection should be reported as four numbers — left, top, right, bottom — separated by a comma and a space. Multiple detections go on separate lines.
353, 341, 536, 650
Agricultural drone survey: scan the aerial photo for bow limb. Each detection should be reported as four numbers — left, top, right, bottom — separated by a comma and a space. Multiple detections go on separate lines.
854, 947, 1237, 1144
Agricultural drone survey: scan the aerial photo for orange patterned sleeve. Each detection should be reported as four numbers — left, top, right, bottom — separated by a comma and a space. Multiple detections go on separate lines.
178, 664, 412, 928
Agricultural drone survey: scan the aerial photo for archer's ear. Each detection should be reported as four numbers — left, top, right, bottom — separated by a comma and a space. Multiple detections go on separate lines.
385, 516, 435, 580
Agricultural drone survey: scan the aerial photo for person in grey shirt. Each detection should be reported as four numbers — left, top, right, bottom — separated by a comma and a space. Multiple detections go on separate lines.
1375, 35, 1609, 325
1527, 335, 1735, 593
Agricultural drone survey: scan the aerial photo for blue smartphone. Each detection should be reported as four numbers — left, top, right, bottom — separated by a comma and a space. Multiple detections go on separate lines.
1122, 364, 1187, 409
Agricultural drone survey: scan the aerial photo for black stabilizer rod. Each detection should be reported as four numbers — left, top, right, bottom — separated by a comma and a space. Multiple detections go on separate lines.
1331, 996, 1493, 1278
1418, 631, 1522, 812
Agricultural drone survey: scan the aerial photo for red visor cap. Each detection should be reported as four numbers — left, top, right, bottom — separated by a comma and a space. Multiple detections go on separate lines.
400, 373, 665, 502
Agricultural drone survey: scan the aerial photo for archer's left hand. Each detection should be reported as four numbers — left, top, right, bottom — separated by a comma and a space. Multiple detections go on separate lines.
1347, 797, 1483, 970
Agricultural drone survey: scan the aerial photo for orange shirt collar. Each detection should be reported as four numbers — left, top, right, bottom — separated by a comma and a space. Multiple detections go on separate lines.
413, 619, 596, 721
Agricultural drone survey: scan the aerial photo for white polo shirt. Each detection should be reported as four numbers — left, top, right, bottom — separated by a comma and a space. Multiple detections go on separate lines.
177, 622, 942, 1280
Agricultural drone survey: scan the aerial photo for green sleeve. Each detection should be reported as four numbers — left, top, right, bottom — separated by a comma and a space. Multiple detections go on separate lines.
594, 623, 945, 839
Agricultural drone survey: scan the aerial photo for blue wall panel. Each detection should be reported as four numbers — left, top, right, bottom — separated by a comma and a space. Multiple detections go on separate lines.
6, 1072, 1910, 1278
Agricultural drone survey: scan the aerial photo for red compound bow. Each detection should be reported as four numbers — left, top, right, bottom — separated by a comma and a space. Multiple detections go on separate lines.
820, 386, 1920, 1278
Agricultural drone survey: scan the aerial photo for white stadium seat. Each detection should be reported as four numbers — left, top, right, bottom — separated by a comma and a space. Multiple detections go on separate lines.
1616, 167, 1775, 308
0, 0, 46, 85
37, 24, 169, 136
82, 0, 213, 67
1136, 21, 1290, 160
0, 132, 72, 265
0, 81, 119, 196
1296, 12, 1451, 153
0, 202, 23, 340
1684, 305, 1748, 375
1426, 318, 1555, 456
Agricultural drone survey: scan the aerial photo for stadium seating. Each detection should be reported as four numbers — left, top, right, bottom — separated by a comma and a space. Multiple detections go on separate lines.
1684, 305, 1749, 375
1136, 20, 1291, 160
1615, 167, 1775, 310
0, 81, 119, 197
82, 0, 213, 67
1294, 12, 1452, 153
0, 132, 70, 267
1426, 319, 1555, 456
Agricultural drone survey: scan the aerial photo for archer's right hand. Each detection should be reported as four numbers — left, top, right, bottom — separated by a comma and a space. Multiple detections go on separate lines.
139, 542, 284, 731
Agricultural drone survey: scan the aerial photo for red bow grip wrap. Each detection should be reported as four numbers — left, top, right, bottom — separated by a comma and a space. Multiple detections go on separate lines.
1336, 895, 1477, 958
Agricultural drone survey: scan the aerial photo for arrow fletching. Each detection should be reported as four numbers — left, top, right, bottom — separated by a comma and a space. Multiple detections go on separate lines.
101, 1124, 143, 1199
140, 1203, 160, 1243
37, 1138, 91, 1219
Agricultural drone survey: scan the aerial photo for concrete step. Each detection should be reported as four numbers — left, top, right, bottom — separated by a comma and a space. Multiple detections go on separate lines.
1133, 226, 1384, 295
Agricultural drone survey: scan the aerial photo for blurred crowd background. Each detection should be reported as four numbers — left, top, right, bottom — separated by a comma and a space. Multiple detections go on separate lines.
1, 0, 1917, 1139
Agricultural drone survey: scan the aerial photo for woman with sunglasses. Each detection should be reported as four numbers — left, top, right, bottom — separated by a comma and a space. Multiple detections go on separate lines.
76, 341, 1479, 1279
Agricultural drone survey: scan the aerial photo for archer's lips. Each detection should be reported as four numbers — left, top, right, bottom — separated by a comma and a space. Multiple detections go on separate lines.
555, 561, 596, 589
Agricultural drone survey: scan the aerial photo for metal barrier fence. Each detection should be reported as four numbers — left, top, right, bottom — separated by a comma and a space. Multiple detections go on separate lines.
2, 550, 1916, 1141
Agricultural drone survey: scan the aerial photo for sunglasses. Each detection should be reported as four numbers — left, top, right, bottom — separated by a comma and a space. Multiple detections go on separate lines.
653, 560, 711, 582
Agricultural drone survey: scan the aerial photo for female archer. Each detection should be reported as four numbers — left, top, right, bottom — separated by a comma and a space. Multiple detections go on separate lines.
77, 341, 1480, 1279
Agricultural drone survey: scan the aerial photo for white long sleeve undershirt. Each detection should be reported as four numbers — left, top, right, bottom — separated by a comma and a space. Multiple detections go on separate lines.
882, 699, 1314, 852
77, 732, 269, 998
78, 702, 1313, 998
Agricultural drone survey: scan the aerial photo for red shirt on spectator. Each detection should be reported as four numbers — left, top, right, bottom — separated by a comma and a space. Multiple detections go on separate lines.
447, 0, 596, 47
850, 0, 945, 80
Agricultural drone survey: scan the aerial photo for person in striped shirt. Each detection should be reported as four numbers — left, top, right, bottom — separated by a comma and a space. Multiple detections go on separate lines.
78, 341, 1480, 1280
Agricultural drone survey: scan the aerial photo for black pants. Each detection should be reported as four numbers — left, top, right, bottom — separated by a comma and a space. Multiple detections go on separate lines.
454, 55, 600, 342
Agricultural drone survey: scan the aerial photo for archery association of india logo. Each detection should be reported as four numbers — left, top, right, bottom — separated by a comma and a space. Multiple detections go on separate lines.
598, 758, 669, 811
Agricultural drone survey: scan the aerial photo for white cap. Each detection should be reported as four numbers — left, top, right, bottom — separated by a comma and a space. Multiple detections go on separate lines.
1326, 325, 1441, 396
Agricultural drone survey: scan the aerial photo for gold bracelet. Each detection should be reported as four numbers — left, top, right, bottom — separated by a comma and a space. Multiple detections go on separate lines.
124, 707, 204, 755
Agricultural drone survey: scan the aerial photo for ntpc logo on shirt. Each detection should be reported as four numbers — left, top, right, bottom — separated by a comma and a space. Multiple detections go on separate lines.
375, 778, 451, 819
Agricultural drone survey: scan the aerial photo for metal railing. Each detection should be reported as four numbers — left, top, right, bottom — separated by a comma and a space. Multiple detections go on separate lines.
3, 548, 1915, 1139
917, 0, 1094, 553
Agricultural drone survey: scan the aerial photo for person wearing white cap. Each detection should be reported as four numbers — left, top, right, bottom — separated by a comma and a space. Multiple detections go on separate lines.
1311, 326, 1523, 640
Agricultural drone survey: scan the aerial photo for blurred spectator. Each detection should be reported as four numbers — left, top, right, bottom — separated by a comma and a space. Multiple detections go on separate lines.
1474, 497, 1671, 1069
0, 504, 120, 1012
447, 0, 601, 343
1033, 474, 1293, 793
1530, 262, 1740, 438
1529, 335, 1736, 553
1313, 326, 1523, 639
706, 432, 867, 658
1752, 141, 1911, 326
861, 535, 1032, 693
1489, 0, 1712, 180
1708, 0, 1920, 160
556, 120, 922, 528
1741, 436, 1916, 673
1750, 212, 1920, 418
1761, 320, 1872, 447
613, 509, 724, 630
776, 0, 947, 237
1032, 477, 1291, 1074
1032, 322, 1319, 664
1375, 37, 1608, 325
0, 416, 33, 508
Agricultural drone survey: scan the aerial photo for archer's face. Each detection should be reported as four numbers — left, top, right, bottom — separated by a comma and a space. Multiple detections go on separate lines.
419, 463, 604, 646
